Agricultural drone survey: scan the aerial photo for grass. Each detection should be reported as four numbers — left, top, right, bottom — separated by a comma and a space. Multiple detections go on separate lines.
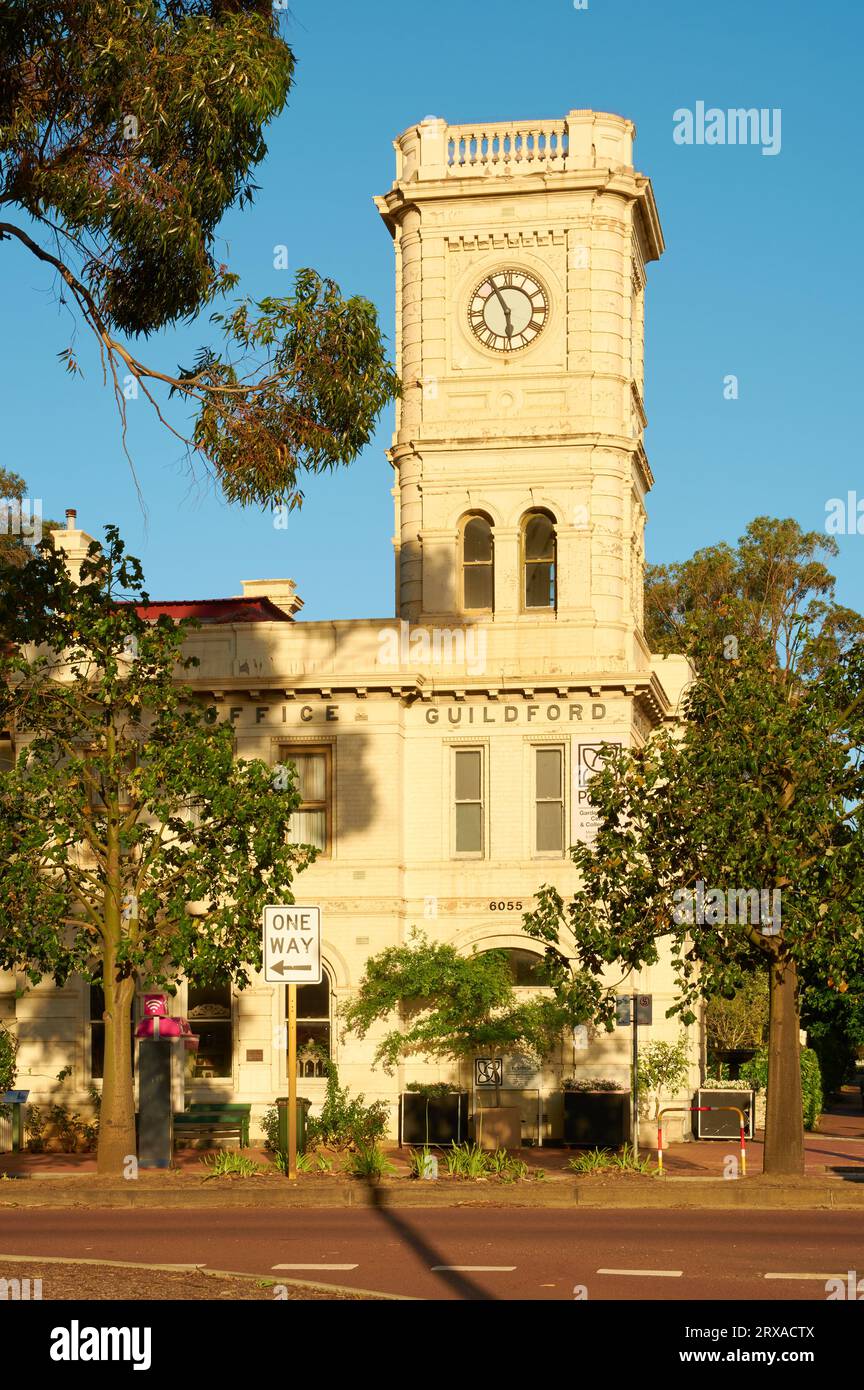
566, 1144, 657, 1176
200, 1151, 267, 1179
566, 1148, 616, 1175
444, 1141, 490, 1179
272, 1149, 335, 1174
407, 1145, 438, 1179
343, 1142, 397, 1181
441, 1142, 533, 1181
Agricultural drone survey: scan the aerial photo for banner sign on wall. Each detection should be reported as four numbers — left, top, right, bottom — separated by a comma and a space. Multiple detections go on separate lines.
572, 740, 624, 845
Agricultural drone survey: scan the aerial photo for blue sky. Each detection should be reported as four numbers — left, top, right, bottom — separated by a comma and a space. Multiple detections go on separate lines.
4, 0, 862, 620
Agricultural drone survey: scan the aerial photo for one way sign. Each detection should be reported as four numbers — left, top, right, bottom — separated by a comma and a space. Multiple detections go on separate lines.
263, 906, 322, 985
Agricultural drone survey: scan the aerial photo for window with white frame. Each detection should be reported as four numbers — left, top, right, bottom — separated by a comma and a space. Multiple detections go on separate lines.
453, 747, 485, 857
280, 745, 331, 854
461, 513, 495, 611
534, 745, 565, 854
522, 510, 557, 611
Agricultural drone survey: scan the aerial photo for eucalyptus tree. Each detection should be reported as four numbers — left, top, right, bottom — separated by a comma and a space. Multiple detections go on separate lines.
0, 2, 398, 507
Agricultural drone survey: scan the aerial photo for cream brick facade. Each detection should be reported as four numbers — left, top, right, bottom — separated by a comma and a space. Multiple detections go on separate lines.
1, 111, 699, 1145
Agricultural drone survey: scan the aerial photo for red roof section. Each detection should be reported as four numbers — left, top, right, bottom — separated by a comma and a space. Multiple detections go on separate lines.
133, 597, 294, 624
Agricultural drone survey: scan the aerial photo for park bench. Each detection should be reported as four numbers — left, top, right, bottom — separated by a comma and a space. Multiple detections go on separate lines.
173, 1102, 251, 1150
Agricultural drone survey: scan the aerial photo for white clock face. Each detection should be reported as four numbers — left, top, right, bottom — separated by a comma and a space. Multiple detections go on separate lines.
469, 268, 549, 352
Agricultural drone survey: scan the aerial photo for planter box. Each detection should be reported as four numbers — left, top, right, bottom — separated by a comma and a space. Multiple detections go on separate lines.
399, 1092, 468, 1147
694, 1089, 754, 1139
563, 1091, 631, 1147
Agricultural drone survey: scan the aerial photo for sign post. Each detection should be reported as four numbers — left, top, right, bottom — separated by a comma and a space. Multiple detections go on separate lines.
616, 993, 652, 1158
287, 983, 297, 1180
631, 998, 639, 1159
263, 905, 322, 1181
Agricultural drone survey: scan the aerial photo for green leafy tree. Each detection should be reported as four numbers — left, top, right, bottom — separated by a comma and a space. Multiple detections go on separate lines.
342, 932, 584, 1107
525, 519, 864, 1175
0, 3, 398, 506
0, 527, 313, 1173
705, 975, 770, 1064
800, 980, 864, 1095
741, 1047, 824, 1132
636, 1036, 690, 1122
0, 469, 59, 568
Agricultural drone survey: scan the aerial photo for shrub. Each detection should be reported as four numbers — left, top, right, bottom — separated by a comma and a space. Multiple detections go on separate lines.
807, 1027, 855, 1097
343, 1142, 396, 1181
444, 1141, 489, 1179
26, 1101, 97, 1153
486, 1148, 528, 1182
407, 1145, 437, 1178
260, 1106, 279, 1152
307, 1057, 390, 1151
561, 1077, 622, 1092
800, 1049, 823, 1130
608, 1143, 656, 1174
567, 1149, 615, 1174
740, 1046, 823, 1131
441, 1141, 529, 1181
0, 1024, 17, 1107
261, 1057, 390, 1154
405, 1082, 463, 1098
201, 1151, 266, 1179
567, 1144, 655, 1176
25, 1105, 47, 1152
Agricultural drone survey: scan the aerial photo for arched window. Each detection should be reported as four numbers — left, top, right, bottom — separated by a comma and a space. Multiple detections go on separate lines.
522, 510, 557, 610
461, 513, 494, 611
286, 969, 332, 1078
479, 948, 551, 986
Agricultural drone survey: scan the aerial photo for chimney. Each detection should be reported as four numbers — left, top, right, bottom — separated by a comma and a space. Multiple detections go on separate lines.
53, 508, 95, 584
240, 578, 304, 617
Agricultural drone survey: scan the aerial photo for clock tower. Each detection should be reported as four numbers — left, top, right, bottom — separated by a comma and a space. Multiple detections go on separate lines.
375, 110, 664, 677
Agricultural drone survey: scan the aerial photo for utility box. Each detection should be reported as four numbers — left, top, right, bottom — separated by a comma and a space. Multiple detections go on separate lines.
136, 1002, 197, 1168
695, 1089, 754, 1139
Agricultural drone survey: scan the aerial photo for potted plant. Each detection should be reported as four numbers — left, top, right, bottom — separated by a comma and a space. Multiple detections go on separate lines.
695, 1078, 757, 1138
342, 930, 565, 1151
400, 1082, 468, 1147
636, 1036, 691, 1144
562, 1078, 629, 1146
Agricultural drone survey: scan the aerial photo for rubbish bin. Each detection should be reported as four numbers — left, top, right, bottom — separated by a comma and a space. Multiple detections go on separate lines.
0, 1090, 29, 1153
276, 1096, 312, 1156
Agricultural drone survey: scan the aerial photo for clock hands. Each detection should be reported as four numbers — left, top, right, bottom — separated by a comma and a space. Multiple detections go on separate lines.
489, 279, 514, 340
471, 271, 545, 349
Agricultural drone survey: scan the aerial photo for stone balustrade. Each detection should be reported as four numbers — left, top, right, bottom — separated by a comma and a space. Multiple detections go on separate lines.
447, 120, 569, 175
393, 111, 635, 183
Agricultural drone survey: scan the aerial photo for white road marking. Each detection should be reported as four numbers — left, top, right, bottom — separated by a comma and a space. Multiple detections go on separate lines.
431, 1265, 516, 1272
764, 1272, 844, 1281
597, 1268, 683, 1278
272, 1263, 359, 1271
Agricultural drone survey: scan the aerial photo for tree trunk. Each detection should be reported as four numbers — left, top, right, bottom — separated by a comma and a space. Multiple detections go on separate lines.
763, 955, 804, 1175
96, 970, 137, 1176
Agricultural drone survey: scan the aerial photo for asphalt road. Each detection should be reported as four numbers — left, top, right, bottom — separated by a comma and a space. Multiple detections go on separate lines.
2, 1208, 864, 1301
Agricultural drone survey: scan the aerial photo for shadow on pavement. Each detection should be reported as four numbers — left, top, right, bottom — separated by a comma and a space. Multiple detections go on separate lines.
364, 1177, 496, 1301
